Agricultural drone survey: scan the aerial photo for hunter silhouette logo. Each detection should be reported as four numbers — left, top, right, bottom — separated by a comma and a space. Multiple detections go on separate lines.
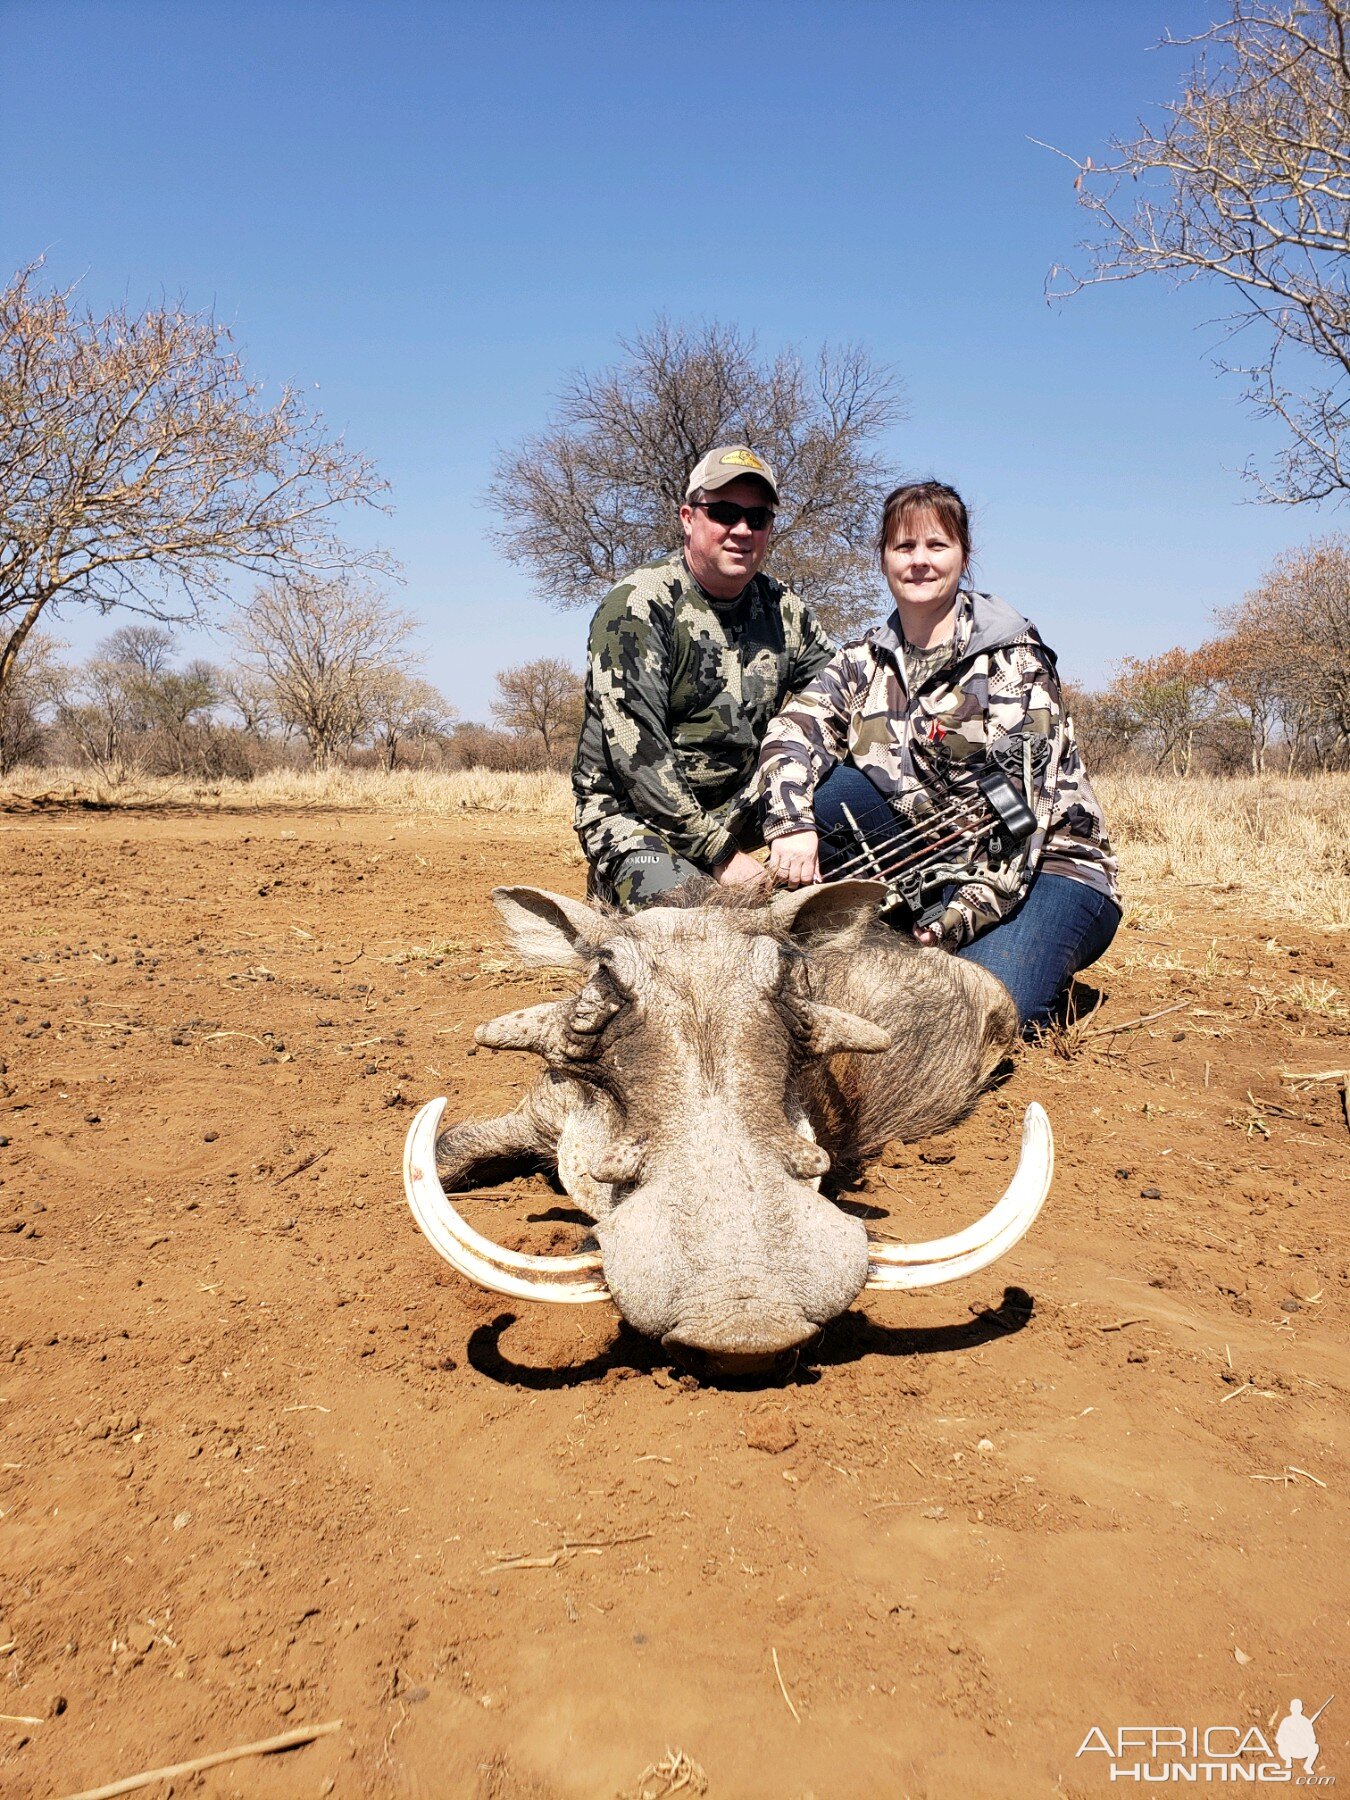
1276, 1698, 1328, 1775
1076, 1694, 1335, 1783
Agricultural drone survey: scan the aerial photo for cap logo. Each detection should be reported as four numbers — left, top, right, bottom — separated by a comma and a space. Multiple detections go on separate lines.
720, 449, 767, 473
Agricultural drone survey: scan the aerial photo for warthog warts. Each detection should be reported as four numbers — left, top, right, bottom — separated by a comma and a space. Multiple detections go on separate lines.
403, 880, 1052, 1374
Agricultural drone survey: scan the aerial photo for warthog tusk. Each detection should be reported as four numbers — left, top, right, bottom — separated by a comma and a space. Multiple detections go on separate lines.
403, 1098, 610, 1305
864, 1103, 1053, 1291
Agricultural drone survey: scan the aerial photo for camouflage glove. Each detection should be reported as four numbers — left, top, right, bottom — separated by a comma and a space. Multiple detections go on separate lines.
912, 904, 966, 951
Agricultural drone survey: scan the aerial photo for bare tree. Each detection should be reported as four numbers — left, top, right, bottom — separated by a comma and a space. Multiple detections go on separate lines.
57, 655, 142, 771
230, 576, 418, 766
364, 668, 456, 770
0, 262, 394, 707
1107, 647, 1217, 773
0, 631, 62, 773
220, 668, 277, 741
490, 657, 584, 766
1059, 680, 1138, 772
445, 721, 540, 772
1198, 615, 1287, 773
487, 318, 904, 636
102, 624, 176, 680
1048, 2, 1350, 504
1237, 535, 1350, 764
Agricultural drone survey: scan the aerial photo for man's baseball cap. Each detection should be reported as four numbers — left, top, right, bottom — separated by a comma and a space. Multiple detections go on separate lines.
685, 444, 780, 503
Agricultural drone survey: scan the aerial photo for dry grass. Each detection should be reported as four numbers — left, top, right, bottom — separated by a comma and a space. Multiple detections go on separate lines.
0, 762, 574, 817
3, 764, 1347, 928
1096, 771, 1350, 929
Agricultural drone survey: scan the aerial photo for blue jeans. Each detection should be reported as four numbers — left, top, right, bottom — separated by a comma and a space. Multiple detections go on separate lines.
810, 762, 1120, 1027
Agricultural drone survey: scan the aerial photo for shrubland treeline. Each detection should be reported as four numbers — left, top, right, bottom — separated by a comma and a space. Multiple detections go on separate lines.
1068, 536, 1350, 775
0, 612, 586, 780
5, 532, 1347, 782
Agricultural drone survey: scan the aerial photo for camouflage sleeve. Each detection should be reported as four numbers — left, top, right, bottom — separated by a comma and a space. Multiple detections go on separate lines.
757, 646, 869, 840
929, 641, 1065, 948
783, 593, 836, 692
585, 585, 736, 868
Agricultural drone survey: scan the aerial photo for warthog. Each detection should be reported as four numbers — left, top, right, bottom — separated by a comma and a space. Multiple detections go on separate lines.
403, 880, 1052, 1374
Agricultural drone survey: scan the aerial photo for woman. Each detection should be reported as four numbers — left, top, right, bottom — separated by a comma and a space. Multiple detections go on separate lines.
758, 479, 1120, 1028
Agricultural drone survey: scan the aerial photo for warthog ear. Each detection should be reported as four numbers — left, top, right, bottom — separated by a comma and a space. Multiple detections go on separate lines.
772, 880, 886, 942
794, 1000, 891, 1058
492, 886, 603, 969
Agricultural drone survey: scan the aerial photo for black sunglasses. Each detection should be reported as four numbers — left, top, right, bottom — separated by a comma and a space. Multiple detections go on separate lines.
692, 499, 776, 531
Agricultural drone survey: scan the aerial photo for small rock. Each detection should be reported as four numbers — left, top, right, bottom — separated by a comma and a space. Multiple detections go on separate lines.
203, 1131, 218, 1143
976, 1437, 994, 1453
84, 1113, 101, 1125
173, 1510, 192, 1530
47, 1693, 67, 1718
1140, 1187, 1161, 1200
404, 1685, 429, 1704
1114, 1168, 1131, 1180
275, 1689, 296, 1716
1280, 1297, 1301, 1313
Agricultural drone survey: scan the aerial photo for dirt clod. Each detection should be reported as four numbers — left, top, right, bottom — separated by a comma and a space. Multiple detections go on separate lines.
745, 1412, 798, 1454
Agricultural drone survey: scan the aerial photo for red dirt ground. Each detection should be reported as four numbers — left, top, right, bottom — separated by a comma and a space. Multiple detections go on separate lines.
1, 807, 1345, 1798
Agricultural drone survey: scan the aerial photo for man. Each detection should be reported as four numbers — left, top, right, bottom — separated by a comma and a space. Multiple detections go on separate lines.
572, 445, 835, 908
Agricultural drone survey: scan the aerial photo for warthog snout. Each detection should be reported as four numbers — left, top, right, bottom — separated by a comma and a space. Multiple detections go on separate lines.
591, 1159, 872, 1361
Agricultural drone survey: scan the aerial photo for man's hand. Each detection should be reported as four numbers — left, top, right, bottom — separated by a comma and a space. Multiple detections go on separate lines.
713, 848, 765, 887
766, 829, 820, 889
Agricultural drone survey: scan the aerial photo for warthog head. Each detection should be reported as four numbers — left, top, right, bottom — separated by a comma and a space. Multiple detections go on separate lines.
403, 883, 1050, 1375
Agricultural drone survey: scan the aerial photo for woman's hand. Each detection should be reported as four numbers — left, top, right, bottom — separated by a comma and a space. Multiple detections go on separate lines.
767, 829, 821, 889
912, 905, 963, 950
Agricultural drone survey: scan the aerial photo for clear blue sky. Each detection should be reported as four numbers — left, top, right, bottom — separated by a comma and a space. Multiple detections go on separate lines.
4, 0, 1334, 717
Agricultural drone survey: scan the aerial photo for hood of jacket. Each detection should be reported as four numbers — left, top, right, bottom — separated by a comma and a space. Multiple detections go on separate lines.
868, 589, 1055, 673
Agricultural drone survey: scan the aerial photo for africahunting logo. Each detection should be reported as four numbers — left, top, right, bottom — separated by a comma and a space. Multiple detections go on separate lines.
1076, 1696, 1334, 1783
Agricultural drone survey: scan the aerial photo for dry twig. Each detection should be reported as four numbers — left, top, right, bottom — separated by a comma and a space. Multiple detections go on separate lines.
1081, 1000, 1192, 1038
58, 1719, 342, 1799
771, 1646, 801, 1724
484, 1531, 652, 1573
273, 1146, 331, 1185
630, 1746, 709, 1799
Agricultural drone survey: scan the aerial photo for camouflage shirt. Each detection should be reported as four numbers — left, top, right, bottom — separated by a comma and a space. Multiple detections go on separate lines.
758, 590, 1120, 945
573, 552, 835, 872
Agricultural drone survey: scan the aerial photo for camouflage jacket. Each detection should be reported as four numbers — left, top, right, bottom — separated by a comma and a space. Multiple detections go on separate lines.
758, 590, 1120, 945
573, 552, 835, 872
